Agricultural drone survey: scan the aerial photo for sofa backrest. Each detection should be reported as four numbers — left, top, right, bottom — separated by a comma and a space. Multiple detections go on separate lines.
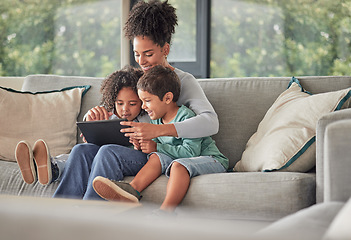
198, 76, 351, 169
22, 75, 351, 169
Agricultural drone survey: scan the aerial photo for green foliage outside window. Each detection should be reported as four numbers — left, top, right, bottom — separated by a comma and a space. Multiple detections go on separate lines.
211, 0, 351, 77
0, 0, 121, 77
1, 0, 350, 78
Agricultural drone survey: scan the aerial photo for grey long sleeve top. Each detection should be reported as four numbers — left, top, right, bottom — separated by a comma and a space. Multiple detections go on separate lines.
173, 68, 219, 138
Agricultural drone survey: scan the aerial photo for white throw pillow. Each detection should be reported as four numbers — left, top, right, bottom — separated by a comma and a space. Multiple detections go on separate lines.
234, 77, 351, 172
0, 85, 90, 162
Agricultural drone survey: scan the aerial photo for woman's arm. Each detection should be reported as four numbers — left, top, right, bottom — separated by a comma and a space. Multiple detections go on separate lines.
174, 68, 219, 138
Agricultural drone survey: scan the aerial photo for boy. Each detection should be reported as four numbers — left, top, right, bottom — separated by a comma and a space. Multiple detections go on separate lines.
93, 66, 228, 212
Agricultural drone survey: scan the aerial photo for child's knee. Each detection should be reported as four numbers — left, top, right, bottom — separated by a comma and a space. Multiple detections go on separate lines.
170, 162, 188, 174
148, 153, 160, 161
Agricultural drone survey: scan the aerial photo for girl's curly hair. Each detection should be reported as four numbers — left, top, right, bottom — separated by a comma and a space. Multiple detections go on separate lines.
100, 65, 143, 113
124, 0, 178, 47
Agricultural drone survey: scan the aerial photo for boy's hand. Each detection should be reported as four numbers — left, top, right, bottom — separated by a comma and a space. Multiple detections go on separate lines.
130, 137, 141, 150
139, 139, 157, 154
121, 121, 177, 140
86, 106, 112, 121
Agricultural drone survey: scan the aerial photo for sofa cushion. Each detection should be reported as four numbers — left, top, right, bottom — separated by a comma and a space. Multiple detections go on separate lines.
21, 75, 104, 143
138, 172, 316, 220
0, 85, 90, 162
234, 77, 351, 172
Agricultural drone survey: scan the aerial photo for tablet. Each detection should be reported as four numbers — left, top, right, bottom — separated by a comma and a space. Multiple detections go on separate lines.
77, 119, 132, 147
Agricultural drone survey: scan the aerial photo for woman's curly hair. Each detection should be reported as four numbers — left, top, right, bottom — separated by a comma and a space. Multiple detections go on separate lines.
100, 65, 143, 113
124, 0, 178, 47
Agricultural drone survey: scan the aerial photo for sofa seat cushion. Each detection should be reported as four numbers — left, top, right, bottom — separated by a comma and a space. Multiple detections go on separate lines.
138, 172, 316, 221
0, 160, 59, 197
1, 158, 315, 221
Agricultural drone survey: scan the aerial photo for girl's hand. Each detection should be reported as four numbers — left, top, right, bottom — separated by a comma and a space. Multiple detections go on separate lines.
120, 121, 178, 140
139, 139, 157, 154
86, 106, 112, 121
80, 133, 87, 143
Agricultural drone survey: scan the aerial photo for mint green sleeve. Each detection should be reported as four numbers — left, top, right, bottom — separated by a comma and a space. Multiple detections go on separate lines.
156, 137, 203, 159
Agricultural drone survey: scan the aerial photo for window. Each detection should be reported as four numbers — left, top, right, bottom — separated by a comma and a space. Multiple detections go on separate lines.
167, 0, 210, 78
53, 0, 122, 76
1, 0, 351, 78
211, 0, 351, 77
129, 0, 209, 78
1, 0, 122, 77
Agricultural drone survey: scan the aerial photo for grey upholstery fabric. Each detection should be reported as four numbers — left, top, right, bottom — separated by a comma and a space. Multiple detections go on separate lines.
324, 119, 351, 202
259, 117, 351, 240
258, 202, 344, 240
139, 172, 315, 220
1, 74, 351, 221
0, 161, 59, 197
323, 198, 351, 240
198, 76, 351, 169
316, 109, 351, 203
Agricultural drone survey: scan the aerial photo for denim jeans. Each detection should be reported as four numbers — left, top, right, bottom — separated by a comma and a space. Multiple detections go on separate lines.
52, 143, 147, 200
152, 152, 227, 178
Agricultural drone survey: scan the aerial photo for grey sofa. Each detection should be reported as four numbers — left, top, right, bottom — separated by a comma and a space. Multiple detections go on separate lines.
1, 74, 351, 222
257, 116, 351, 240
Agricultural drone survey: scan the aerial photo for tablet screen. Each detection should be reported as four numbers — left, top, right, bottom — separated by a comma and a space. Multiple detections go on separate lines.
77, 119, 132, 147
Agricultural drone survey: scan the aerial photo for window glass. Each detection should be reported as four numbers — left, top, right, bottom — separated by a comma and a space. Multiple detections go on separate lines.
0, 0, 121, 77
167, 0, 196, 62
211, 0, 351, 77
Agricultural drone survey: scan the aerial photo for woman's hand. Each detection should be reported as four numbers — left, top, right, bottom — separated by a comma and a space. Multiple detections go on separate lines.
120, 121, 178, 140
139, 139, 157, 154
86, 106, 112, 121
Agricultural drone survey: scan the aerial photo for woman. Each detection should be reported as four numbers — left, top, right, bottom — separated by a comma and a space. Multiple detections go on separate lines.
53, 0, 218, 200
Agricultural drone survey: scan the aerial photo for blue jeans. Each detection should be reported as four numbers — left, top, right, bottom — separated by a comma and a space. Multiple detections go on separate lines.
52, 143, 147, 200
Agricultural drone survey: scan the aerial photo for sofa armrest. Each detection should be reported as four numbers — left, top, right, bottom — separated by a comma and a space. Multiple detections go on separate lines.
323, 198, 351, 240
316, 108, 351, 203
323, 119, 351, 202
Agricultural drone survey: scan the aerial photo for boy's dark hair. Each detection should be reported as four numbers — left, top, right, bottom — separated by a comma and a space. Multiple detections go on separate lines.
124, 0, 178, 47
100, 65, 143, 112
137, 65, 180, 102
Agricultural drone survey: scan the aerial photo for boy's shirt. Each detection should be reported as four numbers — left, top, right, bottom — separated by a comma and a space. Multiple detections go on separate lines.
151, 105, 229, 169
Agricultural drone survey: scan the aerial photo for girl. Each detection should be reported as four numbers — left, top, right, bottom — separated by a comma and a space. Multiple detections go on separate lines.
15, 65, 144, 186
